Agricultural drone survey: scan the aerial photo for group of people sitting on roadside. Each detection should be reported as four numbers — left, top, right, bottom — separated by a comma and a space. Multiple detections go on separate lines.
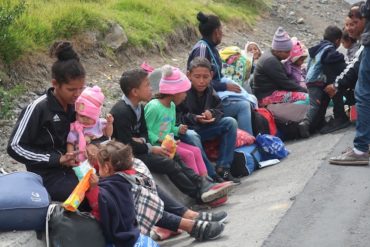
6, 2, 365, 246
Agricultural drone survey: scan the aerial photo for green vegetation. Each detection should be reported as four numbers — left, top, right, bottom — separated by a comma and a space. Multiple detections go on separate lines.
0, 0, 268, 63
0, 0, 268, 119
0, 0, 26, 63
0, 84, 26, 119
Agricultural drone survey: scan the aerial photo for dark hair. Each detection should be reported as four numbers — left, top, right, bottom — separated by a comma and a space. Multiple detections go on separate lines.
97, 141, 133, 172
323, 25, 343, 43
188, 57, 212, 72
348, 1, 365, 19
197, 12, 221, 38
154, 93, 171, 99
119, 69, 148, 96
50, 41, 86, 84
342, 29, 357, 43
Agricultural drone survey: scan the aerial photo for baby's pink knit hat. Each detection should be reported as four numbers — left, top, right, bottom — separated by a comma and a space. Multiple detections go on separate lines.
159, 65, 191, 95
289, 37, 308, 63
75, 86, 104, 123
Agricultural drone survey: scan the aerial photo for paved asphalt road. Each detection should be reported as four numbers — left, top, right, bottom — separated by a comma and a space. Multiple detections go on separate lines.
163, 126, 370, 247
263, 129, 370, 247
2, 126, 366, 247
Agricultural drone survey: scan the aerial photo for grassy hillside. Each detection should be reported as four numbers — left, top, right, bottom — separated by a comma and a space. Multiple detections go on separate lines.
0, 0, 268, 63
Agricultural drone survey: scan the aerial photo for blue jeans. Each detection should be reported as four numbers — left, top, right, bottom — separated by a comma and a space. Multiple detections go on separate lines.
222, 99, 253, 135
354, 46, 370, 152
196, 117, 237, 169
180, 130, 216, 177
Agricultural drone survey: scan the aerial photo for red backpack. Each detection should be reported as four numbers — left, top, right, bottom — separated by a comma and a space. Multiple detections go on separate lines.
252, 108, 277, 136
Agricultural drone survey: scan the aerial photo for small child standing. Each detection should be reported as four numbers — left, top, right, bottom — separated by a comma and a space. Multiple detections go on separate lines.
67, 86, 113, 163
299, 25, 349, 136
144, 65, 208, 177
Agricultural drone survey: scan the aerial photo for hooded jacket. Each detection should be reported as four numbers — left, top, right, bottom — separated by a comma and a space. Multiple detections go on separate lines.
98, 174, 140, 247
306, 40, 346, 85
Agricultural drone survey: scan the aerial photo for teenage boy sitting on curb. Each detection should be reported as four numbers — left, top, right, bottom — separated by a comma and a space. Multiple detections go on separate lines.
110, 68, 234, 206
177, 57, 240, 184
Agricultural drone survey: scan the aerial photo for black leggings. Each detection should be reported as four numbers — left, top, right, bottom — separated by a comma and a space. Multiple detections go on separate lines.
155, 186, 188, 231
39, 168, 90, 211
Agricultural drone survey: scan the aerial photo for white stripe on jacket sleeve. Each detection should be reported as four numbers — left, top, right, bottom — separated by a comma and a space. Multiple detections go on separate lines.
10, 95, 51, 162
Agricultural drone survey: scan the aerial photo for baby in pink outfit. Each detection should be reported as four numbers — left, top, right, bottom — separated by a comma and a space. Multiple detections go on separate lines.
67, 86, 114, 163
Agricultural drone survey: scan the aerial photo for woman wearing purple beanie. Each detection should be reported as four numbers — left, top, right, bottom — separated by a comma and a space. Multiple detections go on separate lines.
252, 27, 308, 106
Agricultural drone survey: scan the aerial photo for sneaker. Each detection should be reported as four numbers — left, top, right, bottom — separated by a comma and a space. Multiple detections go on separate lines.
329, 149, 369, 165
207, 196, 228, 207
150, 227, 183, 241
320, 117, 351, 134
195, 211, 228, 223
200, 181, 234, 203
210, 174, 225, 183
190, 220, 224, 241
298, 120, 310, 138
218, 168, 241, 184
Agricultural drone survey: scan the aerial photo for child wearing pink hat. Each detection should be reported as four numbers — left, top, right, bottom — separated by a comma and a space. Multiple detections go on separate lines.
67, 85, 114, 162
144, 65, 208, 177
283, 37, 308, 88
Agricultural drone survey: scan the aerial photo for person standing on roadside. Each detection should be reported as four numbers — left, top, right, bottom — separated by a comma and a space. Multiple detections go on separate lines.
324, 2, 366, 107
329, 0, 370, 165
7, 41, 87, 203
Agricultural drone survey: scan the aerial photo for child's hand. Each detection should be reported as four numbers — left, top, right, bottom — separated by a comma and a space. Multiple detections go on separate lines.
195, 115, 205, 122
203, 110, 213, 120
86, 144, 99, 167
198, 117, 216, 124
106, 114, 114, 124
89, 173, 99, 188
179, 124, 188, 134
151, 146, 171, 157
324, 84, 337, 98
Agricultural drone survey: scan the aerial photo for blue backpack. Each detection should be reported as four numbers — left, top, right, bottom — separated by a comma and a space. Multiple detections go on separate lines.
306, 44, 332, 83
0, 171, 50, 231
255, 134, 289, 160
231, 144, 262, 177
